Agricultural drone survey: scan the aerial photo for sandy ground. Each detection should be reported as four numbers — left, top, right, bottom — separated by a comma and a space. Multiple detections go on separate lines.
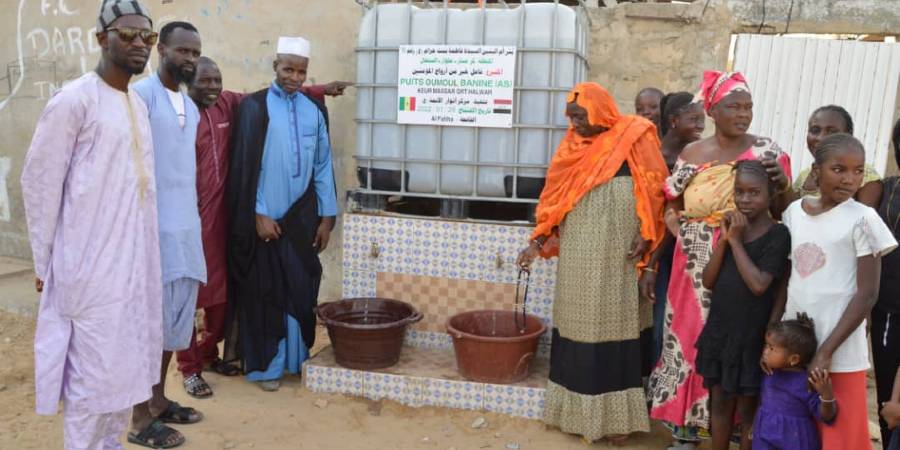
0, 309, 684, 450
0, 268, 886, 450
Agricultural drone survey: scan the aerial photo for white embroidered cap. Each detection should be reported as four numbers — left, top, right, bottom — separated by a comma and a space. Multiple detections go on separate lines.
276, 36, 311, 58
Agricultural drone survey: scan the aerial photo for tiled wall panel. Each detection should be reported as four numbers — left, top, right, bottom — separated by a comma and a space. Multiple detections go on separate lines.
341, 213, 559, 346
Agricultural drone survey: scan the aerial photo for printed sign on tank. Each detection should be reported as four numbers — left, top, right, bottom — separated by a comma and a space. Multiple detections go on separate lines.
397, 45, 516, 128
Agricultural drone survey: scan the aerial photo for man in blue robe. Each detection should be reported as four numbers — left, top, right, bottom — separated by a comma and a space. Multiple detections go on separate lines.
227, 36, 337, 392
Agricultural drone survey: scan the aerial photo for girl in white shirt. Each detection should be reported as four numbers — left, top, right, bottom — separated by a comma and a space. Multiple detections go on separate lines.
776, 133, 897, 450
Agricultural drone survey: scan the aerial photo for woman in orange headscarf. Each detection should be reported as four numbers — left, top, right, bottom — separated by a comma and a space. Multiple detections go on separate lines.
517, 82, 668, 444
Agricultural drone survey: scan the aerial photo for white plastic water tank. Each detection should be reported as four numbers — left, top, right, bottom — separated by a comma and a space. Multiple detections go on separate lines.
356, 2, 588, 200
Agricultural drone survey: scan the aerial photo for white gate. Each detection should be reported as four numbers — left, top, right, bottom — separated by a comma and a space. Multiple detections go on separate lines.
732, 34, 900, 176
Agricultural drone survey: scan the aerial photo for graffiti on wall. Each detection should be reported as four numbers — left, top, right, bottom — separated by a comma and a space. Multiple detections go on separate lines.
25, 1, 101, 101
1, 0, 143, 110
1, 0, 178, 111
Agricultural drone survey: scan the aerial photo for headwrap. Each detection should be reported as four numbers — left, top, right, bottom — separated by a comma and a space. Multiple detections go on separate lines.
531, 83, 669, 271
97, 0, 153, 31
695, 71, 750, 114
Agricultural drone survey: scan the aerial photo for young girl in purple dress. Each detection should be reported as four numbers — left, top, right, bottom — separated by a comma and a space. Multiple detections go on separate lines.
753, 314, 836, 450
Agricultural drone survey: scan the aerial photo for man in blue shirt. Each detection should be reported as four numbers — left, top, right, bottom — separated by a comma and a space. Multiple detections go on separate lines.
131, 20, 206, 448
228, 36, 337, 392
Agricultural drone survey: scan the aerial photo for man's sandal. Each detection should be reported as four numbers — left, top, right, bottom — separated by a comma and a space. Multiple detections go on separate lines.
156, 401, 203, 424
183, 373, 213, 398
127, 419, 184, 449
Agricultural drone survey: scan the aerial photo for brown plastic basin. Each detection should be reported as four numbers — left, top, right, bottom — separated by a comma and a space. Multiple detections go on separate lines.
447, 310, 547, 384
316, 298, 422, 370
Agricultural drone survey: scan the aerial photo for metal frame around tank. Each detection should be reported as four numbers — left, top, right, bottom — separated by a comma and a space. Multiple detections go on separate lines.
354, 0, 590, 204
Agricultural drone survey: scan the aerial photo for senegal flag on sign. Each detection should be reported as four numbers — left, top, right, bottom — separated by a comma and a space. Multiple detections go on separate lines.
399, 96, 416, 111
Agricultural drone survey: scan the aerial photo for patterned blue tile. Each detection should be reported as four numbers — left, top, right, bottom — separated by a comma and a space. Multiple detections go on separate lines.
341, 270, 376, 298
439, 220, 491, 280
404, 330, 454, 350
522, 282, 555, 325
342, 217, 384, 271
480, 224, 534, 285
304, 365, 364, 396
529, 257, 558, 284
363, 372, 423, 407
483, 384, 545, 419
416, 220, 454, 276
421, 378, 485, 411
364, 217, 435, 276
445, 249, 485, 281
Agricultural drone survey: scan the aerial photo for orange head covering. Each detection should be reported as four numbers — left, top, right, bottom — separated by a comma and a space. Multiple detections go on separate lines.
567, 82, 621, 129
532, 83, 669, 271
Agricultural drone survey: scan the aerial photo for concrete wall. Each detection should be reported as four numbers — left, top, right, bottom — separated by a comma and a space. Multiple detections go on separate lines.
0, 0, 897, 300
725, 0, 900, 35
586, 1, 734, 109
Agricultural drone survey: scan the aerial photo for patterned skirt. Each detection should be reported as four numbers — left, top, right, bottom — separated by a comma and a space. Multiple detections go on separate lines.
542, 176, 654, 441
647, 220, 716, 430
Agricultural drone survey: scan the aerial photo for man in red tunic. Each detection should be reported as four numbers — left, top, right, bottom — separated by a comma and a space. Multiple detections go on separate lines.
178, 56, 350, 397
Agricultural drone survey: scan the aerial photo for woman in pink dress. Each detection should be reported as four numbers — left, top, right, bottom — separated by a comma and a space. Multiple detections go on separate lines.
647, 71, 792, 449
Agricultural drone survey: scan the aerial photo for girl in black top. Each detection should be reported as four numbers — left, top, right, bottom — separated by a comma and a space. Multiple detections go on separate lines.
695, 160, 792, 450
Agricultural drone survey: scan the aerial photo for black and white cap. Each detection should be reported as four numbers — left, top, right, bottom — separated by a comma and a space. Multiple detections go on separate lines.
97, 0, 153, 31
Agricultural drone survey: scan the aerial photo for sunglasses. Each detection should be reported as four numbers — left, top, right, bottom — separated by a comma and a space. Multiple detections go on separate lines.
106, 27, 159, 45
